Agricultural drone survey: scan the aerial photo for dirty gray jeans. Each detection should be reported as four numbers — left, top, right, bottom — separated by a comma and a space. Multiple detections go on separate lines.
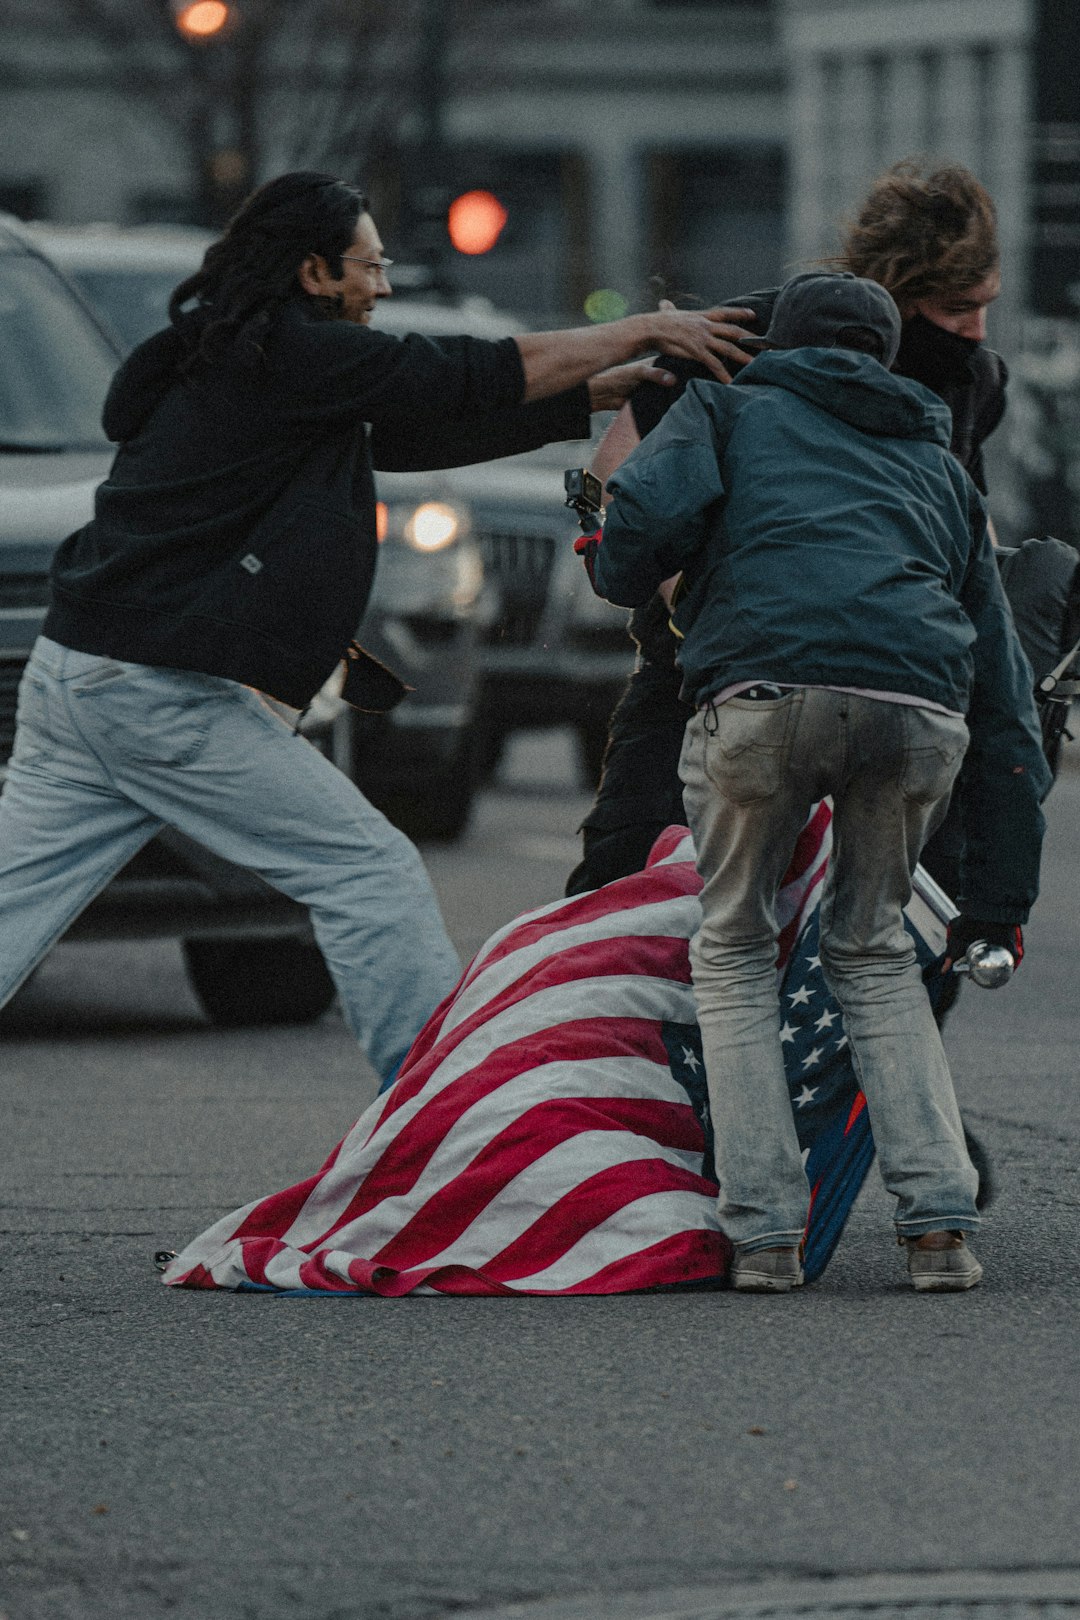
679, 686, 979, 1252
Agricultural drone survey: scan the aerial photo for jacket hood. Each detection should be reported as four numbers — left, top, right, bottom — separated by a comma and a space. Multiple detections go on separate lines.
734, 347, 953, 446
101, 310, 209, 443
101, 325, 184, 443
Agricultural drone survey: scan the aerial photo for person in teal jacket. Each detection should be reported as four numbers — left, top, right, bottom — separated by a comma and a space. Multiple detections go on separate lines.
581, 271, 1049, 1294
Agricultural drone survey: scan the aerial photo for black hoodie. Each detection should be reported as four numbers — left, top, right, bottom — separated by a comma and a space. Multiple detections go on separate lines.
44, 299, 590, 709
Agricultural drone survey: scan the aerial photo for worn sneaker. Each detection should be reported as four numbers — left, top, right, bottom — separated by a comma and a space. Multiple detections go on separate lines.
903, 1230, 983, 1293
729, 1246, 804, 1293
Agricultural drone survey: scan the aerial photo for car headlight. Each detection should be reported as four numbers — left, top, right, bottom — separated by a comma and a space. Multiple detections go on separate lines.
403, 501, 465, 552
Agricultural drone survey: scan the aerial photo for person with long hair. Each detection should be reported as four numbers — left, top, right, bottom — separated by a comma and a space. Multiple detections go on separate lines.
0, 171, 756, 1089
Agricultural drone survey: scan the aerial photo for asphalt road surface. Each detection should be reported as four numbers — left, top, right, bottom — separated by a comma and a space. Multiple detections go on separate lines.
2, 731, 1078, 1620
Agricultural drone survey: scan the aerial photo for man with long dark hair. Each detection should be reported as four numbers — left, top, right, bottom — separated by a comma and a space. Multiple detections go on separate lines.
0, 171, 756, 1087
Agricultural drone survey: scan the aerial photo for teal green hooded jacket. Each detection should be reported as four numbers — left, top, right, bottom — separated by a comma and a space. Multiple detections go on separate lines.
594, 348, 1049, 921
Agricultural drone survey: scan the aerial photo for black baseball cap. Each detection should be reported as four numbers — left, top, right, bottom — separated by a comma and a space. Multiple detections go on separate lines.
763, 271, 902, 367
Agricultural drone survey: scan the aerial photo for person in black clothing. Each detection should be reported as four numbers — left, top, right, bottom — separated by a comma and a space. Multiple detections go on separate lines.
567, 159, 1011, 900
0, 171, 758, 1089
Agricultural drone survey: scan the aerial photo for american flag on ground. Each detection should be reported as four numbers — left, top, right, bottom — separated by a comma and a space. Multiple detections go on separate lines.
163, 809, 950, 1296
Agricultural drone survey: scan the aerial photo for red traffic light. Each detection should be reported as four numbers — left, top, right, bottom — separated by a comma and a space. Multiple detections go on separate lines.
173, 1, 232, 40
447, 190, 508, 256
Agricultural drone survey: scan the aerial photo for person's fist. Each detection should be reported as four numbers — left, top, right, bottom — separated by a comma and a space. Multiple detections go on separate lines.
943, 916, 1024, 974
573, 528, 602, 592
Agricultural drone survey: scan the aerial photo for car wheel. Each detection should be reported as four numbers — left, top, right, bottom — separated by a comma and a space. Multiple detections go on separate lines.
182, 936, 337, 1027
380, 725, 480, 843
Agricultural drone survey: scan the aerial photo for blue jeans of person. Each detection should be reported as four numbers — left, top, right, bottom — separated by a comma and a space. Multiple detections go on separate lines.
0, 638, 461, 1083
679, 687, 979, 1252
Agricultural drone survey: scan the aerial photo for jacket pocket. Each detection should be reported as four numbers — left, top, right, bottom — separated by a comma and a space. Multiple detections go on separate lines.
207, 497, 373, 666
702, 691, 799, 804
899, 707, 969, 805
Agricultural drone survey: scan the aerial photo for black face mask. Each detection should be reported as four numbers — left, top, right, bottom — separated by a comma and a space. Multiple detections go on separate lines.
894, 311, 980, 393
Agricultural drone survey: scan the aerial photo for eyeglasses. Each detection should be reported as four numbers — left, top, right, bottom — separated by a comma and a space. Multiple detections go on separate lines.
341, 254, 394, 273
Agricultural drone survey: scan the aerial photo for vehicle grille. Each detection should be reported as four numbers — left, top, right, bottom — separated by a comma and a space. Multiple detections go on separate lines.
477, 530, 555, 646
0, 654, 27, 768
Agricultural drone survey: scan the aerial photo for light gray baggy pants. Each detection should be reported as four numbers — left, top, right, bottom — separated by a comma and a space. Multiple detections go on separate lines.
0, 637, 461, 1082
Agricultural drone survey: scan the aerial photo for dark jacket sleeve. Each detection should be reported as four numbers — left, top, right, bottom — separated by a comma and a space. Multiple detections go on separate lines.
371, 385, 591, 472
955, 484, 1051, 923
593, 382, 727, 606
274, 317, 528, 429
962, 350, 1008, 494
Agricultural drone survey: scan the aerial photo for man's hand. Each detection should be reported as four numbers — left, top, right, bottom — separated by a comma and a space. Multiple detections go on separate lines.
587, 361, 676, 412
646, 302, 760, 382
942, 915, 1024, 974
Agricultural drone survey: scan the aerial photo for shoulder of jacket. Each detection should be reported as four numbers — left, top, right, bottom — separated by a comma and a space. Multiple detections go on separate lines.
687, 374, 759, 410
681, 376, 754, 437
270, 307, 407, 367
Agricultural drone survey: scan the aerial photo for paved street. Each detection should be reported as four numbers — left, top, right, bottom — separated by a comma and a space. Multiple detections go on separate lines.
1, 732, 1078, 1620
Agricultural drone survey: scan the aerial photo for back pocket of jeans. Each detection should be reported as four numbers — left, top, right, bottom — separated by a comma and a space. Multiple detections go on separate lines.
899, 707, 969, 804
703, 694, 796, 804
71, 664, 215, 769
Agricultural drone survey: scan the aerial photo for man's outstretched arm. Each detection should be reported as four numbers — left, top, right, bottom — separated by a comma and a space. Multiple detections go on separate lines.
515, 305, 757, 402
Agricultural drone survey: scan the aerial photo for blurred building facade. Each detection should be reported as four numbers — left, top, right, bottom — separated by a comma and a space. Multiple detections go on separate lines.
0, 0, 1065, 346
0, 0, 783, 324
783, 0, 1034, 352
5, 0, 1078, 536
0, 0, 1049, 328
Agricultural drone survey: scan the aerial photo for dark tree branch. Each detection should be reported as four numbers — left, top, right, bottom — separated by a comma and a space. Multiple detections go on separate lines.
38, 0, 435, 223
58, 0, 187, 127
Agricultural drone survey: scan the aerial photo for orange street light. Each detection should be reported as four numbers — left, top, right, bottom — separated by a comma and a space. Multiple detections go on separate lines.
173, 1, 233, 40
447, 190, 508, 256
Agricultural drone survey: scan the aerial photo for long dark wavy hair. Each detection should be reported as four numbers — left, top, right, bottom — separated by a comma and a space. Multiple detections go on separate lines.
169, 171, 368, 368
